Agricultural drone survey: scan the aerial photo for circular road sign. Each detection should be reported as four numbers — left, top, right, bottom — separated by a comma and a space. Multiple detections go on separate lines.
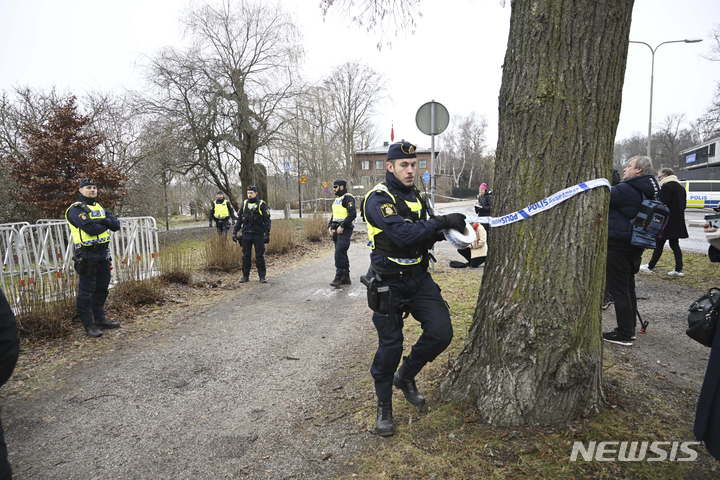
415, 101, 449, 136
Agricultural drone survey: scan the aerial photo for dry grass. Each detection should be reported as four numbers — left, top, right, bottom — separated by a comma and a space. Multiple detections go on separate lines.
159, 243, 194, 284
13, 277, 75, 339
267, 219, 297, 254
303, 213, 328, 243
204, 233, 242, 272
640, 248, 720, 289
110, 277, 165, 307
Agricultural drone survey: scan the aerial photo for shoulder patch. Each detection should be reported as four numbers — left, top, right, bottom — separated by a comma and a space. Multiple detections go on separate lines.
79, 213, 88, 220
380, 203, 398, 217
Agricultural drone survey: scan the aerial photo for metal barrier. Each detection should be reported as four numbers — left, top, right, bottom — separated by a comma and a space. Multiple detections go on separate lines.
0, 217, 159, 308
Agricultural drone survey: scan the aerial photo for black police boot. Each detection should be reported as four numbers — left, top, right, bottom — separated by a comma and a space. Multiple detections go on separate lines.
94, 312, 120, 329
84, 324, 103, 338
341, 272, 352, 285
393, 360, 426, 410
330, 272, 343, 288
239, 276, 249, 283
375, 400, 395, 437
259, 276, 268, 284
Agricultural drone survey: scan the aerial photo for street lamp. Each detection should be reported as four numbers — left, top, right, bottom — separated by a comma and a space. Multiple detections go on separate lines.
629, 38, 702, 158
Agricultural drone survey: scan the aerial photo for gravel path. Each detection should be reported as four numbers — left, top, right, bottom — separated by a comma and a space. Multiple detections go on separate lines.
5, 238, 374, 480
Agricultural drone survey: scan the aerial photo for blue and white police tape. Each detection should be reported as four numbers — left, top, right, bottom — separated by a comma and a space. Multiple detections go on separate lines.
469, 178, 611, 228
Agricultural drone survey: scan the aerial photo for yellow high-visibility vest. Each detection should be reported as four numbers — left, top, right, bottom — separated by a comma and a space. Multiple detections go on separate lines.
213, 200, 230, 219
64, 202, 111, 248
332, 193, 352, 222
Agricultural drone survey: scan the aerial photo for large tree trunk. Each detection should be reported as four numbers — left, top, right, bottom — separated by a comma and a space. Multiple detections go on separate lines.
440, 0, 634, 425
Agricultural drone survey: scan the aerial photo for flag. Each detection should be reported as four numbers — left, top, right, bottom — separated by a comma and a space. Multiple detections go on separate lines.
390, 123, 395, 142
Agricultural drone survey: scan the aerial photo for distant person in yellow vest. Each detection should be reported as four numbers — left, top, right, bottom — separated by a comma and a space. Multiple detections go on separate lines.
208, 191, 236, 235
65, 179, 121, 337
328, 179, 356, 287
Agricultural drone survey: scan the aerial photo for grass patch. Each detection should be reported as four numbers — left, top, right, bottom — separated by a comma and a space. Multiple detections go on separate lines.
14, 289, 75, 339
159, 243, 195, 284
640, 249, 720, 289
303, 213, 329, 242
267, 219, 297, 254
109, 277, 165, 307
342, 267, 717, 479
204, 233, 242, 272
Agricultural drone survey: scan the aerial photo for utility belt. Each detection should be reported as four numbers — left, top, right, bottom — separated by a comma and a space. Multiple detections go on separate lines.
360, 265, 427, 315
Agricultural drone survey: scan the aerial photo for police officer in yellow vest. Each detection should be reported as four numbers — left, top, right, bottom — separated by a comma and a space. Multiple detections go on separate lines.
328, 179, 356, 287
65, 179, 121, 337
362, 141, 466, 436
209, 191, 236, 235
233, 186, 271, 283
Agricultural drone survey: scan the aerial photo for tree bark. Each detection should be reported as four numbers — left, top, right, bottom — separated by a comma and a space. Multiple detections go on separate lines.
441, 0, 634, 425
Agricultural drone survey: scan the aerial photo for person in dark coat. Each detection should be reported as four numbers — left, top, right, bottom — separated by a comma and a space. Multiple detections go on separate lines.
603, 156, 660, 346
694, 224, 720, 460
0, 289, 20, 479
640, 168, 688, 276
474, 183, 492, 216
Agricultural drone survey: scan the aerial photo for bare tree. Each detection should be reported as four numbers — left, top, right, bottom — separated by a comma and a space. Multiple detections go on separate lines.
324, 62, 383, 179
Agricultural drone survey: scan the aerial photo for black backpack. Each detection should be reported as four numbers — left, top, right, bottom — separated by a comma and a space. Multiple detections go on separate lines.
629, 190, 669, 249
687, 288, 720, 348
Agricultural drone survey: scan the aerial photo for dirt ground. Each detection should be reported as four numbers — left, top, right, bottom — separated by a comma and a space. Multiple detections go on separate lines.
1, 227, 717, 479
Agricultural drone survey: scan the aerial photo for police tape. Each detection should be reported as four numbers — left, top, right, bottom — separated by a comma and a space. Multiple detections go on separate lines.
470, 178, 610, 228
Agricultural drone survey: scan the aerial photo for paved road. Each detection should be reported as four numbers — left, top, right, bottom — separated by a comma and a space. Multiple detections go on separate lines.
5, 241, 373, 480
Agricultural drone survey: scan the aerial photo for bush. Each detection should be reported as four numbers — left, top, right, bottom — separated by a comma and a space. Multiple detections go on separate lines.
111, 277, 165, 306
267, 220, 296, 254
303, 213, 328, 242
204, 233, 242, 272
14, 277, 75, 339
159, 244, 193, 284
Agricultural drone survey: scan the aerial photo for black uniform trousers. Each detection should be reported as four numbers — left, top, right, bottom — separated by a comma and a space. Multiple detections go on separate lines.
648, 237, 683, 272
606, 242, 643, 338
333, 227, 353, 274
241, 233, 266, 278
215, 218, 231, 235
74, 256, 112, 327
371, 271, 452, 402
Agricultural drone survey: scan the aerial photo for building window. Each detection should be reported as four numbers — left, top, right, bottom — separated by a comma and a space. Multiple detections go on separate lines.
362, 160, 370, 170
375, 160, 383, 170
419, 159, 427, 169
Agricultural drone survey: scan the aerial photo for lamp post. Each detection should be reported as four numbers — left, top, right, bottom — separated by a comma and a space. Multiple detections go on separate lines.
629, 38, 702, 159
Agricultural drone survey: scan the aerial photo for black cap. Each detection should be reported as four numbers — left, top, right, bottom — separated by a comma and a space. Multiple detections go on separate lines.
332, 180, 347, 187
79, 179, 95, 188
247, 185, 258, 192
387, 141, 417, 160
216, 190, 224, 195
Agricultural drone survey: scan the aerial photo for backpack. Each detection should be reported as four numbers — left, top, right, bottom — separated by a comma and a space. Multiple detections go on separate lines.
629, 190, 669, 249
687, 288, 720, 348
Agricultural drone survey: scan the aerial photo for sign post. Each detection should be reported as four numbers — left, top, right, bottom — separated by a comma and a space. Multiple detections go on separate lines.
415, 101, 449, 207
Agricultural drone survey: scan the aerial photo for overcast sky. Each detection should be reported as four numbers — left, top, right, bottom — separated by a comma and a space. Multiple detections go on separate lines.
1, 0, 718, 151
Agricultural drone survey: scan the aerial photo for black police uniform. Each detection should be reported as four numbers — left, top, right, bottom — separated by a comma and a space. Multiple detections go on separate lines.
0, 289, 19, 479
66, 194, 121, 336
209, 197, 236, 235
233, 196, 271, 281
329, 180, 357, 286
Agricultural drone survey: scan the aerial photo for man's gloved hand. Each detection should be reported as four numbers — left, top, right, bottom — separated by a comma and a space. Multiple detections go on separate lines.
264, 233, 270, 244
436, 213, 466, 232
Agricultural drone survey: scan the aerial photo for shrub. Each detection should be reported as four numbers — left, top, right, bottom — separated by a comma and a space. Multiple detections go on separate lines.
14, 276, 75, 339
204, 233, 242, 272
159, 244, 193, 284
303, 213, 328, 242
267, 220, 296, 254
110, 277, 165, 306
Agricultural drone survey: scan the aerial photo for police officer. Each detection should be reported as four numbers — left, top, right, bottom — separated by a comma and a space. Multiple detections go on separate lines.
65, 179, 121, 337
328, 179, 356, 287
209, 190, 236, 235
362, 141, 466, 436
233, 186, 271, 283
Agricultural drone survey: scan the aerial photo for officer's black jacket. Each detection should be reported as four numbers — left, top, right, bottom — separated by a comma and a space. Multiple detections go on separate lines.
364, 172, 444, 271
331, 190, 357, 229
0, 289, 19, 389
233, 198, 271, 236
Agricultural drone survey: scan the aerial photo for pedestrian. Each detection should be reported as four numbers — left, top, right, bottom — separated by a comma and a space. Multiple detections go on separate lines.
0, 289, 19, 479
449, 222, 487, 269
362, 140, 467, 436
474, 183, 492, 216
328, 179, 356, 287
603, 156, 660, 346
65, 179, 121, 338
640, 168, 688, 277
208, 191, 236, 236
694, 223, 720, 460
233, 186, 271, 283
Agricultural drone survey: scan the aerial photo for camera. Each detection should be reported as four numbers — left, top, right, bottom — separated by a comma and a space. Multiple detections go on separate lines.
705, 214, 720, 229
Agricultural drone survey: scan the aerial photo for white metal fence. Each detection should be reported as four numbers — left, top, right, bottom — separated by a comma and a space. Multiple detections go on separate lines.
0, 217, 159, 308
